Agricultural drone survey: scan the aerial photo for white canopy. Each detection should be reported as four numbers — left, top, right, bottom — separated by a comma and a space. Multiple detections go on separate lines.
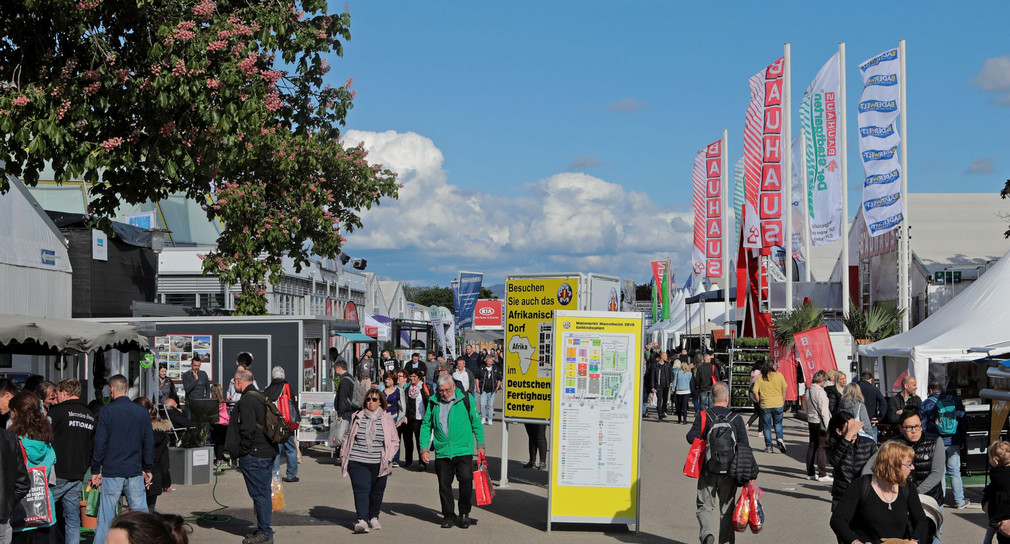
0, 313, 149, 354
859, 248, 1010, 398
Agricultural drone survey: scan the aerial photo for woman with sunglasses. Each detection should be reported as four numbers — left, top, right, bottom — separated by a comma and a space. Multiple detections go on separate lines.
340, 387, 400, 534
830, 441, 928, 544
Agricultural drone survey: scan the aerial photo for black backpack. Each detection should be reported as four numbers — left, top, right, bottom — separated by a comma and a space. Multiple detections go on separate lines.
244, 391, 292, 445
704, 410, 739, 474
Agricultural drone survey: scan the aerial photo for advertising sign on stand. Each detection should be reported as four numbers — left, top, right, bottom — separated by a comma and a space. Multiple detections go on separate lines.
547, 310, 642, 532
473, 300, 503, 330
794, 325, 838, 387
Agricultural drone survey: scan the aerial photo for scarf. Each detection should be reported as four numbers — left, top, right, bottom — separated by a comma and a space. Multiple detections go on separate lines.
361, 407, 382, 456
408, 382, 421, 398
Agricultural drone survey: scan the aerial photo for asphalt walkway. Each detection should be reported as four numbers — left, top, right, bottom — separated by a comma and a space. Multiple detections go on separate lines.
155, 412, 989, 543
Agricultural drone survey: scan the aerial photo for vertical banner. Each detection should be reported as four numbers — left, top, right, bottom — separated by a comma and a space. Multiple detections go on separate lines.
857, 48, 903, 237
504, 276, 580, 421
733, 155, 745, 249
693, 139, 724, 277
456, 271, 483, 329
548, 310, 642, 531
800, 52, 843, 246
793, 325, 839, 387
789, 135, 806, 263
650, 261, 667, 320
742, 57, 786, 250
450, 280, 460, 316
770, 336, 798, 402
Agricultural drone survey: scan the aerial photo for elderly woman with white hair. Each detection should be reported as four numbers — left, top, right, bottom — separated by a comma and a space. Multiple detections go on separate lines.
264, 365, 299, 482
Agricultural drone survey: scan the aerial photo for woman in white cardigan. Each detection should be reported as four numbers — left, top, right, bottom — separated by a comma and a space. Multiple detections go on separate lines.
806, 370, 832, 481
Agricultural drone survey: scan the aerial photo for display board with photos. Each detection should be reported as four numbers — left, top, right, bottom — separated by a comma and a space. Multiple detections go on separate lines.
154, 335, 214, 381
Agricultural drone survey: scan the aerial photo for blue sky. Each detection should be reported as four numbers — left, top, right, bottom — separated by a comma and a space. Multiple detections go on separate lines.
329, 2, 1010, 287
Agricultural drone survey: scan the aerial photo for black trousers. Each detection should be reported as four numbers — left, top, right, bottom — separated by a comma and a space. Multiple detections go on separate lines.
404, 419, 423, 465
435, 455, 474, 517
525, 423, 547, 464
656, 386, 670, 417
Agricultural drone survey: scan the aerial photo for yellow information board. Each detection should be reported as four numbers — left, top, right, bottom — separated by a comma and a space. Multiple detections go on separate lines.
548, 310, 642, 530
503, 276, 579, 421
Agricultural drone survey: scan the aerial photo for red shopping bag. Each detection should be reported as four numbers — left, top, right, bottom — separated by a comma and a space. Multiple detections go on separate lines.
474, 452, 495, 506
732, 482, 752, 533
683, 410, 707, 478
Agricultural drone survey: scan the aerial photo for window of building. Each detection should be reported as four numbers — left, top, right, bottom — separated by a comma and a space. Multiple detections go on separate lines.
165, 293, 197, 306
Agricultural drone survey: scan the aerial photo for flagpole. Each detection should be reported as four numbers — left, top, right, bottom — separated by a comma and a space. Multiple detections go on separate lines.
801, 133, 812, 282
839, 42, 850, 318
898, 39, 910, 331
722, 129, 730, 335
784, 42, 793, 310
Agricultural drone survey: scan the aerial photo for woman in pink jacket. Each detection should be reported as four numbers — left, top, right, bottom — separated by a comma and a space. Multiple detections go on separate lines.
341, 387, 400, 534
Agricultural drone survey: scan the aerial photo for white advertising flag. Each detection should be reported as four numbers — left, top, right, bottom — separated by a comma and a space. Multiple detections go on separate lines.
857, 48, 904, 236
799, 52, 843, 245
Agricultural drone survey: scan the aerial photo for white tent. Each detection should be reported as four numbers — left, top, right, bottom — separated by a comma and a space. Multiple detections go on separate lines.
859, 248, 1010, 398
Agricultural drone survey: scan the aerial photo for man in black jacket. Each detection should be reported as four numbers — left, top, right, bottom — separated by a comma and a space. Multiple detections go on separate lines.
227, 368, 278, 544
476, 355, 502, 425
856, 371, 887, 442
49, 378, 95, 544
332, 359, 358, 449
885, 375, 922, 425
686, 382, 751, 544
0, 423, 29, 543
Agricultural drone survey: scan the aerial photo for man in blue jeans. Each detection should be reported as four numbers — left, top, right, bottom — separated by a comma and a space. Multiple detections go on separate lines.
49, 378, 96, 544
264, 366, 299, 482
227, 368, 279, 544
920, 380, 970, 509
90, 375, 153, 544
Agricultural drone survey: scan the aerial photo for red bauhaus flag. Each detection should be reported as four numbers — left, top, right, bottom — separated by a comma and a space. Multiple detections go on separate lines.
693, 139, 725, 278
742, 57, 786, 250
793, 325, 838, 388
770, 335, 798, 402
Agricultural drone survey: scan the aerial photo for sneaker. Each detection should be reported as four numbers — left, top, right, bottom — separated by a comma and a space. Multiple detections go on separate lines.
457, 514, 471, 529
816, 475, 833, 482
956, 500, 971, 509
777, 439, 787, 454
440, 516, 455, 528
282, 476, 299, 483
764, 447, 775, 453
369, 517, 382, 530
807, 475, 817, 480
242, 533, 273, 544
702, 535, 715, 544
354, 519, 370, 533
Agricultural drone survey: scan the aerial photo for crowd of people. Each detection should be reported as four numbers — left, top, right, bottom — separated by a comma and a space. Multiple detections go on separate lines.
650, 342, 1005, 544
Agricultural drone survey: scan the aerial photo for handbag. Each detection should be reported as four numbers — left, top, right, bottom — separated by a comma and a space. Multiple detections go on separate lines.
84, 482, 100, 518
10, 440, 54, 529
683, 410, 707, 478
474, 452, 495, 506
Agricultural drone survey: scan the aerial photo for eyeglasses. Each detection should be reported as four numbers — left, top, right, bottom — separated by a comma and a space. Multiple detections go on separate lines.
902, 462, 914, 468
901, 425, 922, 431
365, 397, 381, 403
438, 388, 453, 394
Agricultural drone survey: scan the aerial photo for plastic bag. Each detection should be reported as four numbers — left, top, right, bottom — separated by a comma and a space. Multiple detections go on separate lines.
647, 392, 657, 408
84, 483, 100, 518
732, 482, 751, 532
748, 483, 764, 533
271, 471, 285, 512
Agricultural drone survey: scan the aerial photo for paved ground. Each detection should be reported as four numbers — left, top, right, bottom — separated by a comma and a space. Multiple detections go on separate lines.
155, 411, 990, 543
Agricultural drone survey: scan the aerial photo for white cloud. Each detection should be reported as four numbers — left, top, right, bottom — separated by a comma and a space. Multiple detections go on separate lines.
569, 154, 608, 170
972, 56, 1010, 106
340, 129, 695, 282
607, 96, 647, 113
965, 156, 995, 175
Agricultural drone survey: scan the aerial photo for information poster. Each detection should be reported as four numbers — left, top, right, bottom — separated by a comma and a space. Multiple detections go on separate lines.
504, 276, 580, 421
298, 392, 335, 443
548, 310, 642, 530
154, 335, 214, 381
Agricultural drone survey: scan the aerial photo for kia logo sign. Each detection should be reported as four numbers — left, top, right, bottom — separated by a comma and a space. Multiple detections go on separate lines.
478, 307, 496, 316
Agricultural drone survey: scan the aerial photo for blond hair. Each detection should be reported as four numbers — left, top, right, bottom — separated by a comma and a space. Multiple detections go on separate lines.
991, 441, 1010, 467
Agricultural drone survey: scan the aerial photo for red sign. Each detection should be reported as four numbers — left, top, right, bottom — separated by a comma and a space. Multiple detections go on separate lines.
770, 335, 798, 402
472, 300, 503, 329
344, 301, 358, 323
793, 325, 838, 388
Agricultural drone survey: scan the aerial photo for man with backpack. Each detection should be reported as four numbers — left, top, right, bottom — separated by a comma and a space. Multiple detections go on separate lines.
264, 366, 300, 483
686, 382, 752, 544
920, 380, 969, 509
226, 368, 279, 544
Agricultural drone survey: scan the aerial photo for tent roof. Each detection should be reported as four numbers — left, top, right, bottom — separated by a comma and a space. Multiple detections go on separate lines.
0, 314, 148, 354
859, 248, 1010, 395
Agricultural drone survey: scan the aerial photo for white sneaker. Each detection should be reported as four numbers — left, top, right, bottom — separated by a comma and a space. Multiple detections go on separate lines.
816, 475, 833, 482
354, 520, 370, 533
369, 517, 382, 530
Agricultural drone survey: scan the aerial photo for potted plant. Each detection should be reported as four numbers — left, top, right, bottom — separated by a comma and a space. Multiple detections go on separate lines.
771, 302, 825, 349
843, 301, 906, 344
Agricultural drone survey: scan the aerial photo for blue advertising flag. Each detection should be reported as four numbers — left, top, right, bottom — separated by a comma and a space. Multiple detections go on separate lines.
455, 272, 483, 329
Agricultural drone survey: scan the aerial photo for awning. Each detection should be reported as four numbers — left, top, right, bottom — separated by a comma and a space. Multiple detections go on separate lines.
0, 314, 149, 354
335, 332, 376, 342
464, 329, 503, 343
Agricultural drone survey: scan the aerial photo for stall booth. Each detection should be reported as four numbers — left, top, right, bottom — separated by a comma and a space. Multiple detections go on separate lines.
859, 249, 1010, 475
